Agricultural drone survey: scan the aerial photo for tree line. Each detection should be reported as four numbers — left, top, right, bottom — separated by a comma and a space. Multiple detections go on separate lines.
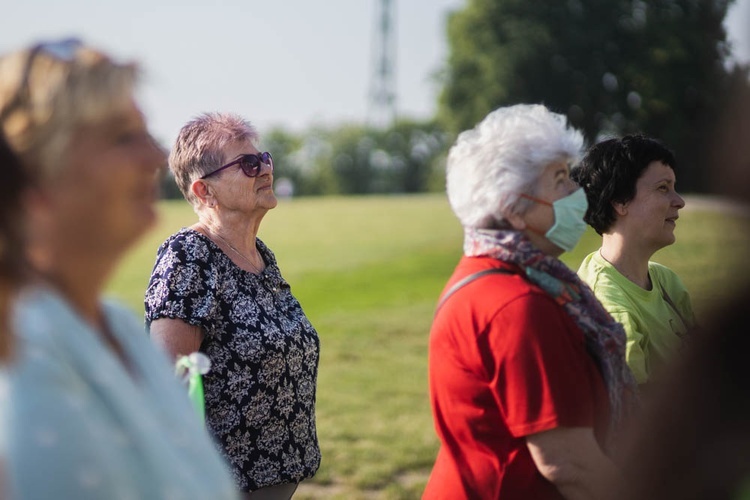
161, 0, 748, 198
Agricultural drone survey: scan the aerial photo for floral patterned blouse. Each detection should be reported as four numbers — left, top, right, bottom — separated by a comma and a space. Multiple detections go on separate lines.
145, 228, 321, 491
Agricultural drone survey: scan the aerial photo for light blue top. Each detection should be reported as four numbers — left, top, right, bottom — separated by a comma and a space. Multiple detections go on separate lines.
2, 286, 239, 500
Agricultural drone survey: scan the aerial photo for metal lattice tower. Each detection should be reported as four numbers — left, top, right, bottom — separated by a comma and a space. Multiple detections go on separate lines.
368, 0, 397, 128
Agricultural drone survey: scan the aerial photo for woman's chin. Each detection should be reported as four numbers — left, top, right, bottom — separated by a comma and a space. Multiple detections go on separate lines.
263, 192, 279, 209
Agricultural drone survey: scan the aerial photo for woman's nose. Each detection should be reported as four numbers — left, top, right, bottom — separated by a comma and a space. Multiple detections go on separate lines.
259, 158, 274, 176
673, 191, 685, 209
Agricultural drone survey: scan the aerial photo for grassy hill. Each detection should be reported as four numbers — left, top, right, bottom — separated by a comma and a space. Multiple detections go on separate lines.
107, 194, 750, 499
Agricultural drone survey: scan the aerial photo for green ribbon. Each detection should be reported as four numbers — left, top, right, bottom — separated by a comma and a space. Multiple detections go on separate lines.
175, 352, 211, 424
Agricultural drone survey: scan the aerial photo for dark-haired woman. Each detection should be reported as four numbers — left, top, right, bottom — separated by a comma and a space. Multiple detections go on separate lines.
572, 135, 695, 387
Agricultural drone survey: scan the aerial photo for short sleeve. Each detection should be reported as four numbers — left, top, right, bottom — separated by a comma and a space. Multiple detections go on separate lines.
145, 233, 217, 332
487, 293, 598, 437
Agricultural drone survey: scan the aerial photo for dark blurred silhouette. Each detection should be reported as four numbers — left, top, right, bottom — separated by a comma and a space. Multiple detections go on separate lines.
0, 132, 26, 362
614, 63, 750, 500
618, 284, 750, 500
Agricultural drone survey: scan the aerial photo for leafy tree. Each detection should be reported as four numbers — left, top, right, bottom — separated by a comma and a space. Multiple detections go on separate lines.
261, 121, 449, 196
158, 170, 183, 200
624, 0, 737, 188
325, 120, 449, 195
388, 120, 449, 193
438, 0, 741, 191
327, 124, 378, 194
706, 64, 750, 199
263, 127, 339, 196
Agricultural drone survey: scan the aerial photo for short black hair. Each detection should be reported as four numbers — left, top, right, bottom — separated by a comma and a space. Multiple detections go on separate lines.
571, 134, 676, 235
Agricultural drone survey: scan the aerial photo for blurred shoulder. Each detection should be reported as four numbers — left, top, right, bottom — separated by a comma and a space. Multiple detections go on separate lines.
13, 287, 71, 342
101, 298, 146, 335
9, 287, 85, 374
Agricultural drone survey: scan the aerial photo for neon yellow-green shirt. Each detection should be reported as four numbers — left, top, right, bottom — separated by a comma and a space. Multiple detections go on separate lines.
578, 251, 695, 384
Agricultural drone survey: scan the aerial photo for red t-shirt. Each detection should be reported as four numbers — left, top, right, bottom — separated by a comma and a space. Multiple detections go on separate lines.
424, 256, 610, 500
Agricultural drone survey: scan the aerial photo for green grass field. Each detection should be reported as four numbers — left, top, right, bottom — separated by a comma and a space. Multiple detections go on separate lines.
107, 194, 750, 499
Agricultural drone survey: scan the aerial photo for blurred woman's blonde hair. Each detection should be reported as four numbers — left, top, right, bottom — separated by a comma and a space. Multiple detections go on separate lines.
0, 39, 139, 361
0, 39, 138, 184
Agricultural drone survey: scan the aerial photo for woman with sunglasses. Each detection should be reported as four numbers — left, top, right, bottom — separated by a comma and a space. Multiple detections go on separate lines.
0, 40, 239, 499
424, 104, 636, 499
145, 112, 320, 499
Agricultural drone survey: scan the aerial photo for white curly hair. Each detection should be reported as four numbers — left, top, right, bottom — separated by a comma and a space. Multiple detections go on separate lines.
446, 104, 584, 228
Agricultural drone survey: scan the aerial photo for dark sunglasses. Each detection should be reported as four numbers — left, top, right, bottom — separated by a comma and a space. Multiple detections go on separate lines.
200, 152, 273, 179
0, 38, 82, 122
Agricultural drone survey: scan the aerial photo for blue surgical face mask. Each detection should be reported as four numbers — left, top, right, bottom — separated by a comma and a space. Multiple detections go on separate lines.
521, 188, 589, 252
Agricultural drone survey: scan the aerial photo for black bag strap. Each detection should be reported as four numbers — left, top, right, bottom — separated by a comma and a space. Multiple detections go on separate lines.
434, 268, 514, 317
658, 282, 691, 336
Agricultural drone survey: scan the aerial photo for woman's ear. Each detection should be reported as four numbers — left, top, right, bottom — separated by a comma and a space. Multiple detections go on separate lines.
612, 200, 628, 217
503, 196, 530, 231
505, 210, 527, 231
190, 180, 214, 207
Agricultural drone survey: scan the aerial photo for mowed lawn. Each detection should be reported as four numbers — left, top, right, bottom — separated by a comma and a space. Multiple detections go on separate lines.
107, 193, 750, 499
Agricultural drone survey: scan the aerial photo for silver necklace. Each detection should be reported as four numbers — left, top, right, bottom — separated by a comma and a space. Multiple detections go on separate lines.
211, 230, 264, 274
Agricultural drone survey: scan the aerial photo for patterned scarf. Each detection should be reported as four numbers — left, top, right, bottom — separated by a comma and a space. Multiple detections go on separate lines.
464, 228, 637, 450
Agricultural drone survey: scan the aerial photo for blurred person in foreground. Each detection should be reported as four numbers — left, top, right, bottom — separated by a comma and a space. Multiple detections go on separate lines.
614, 283, 750, 500
424, 104, 637, 500
572, 135, 695, 388
0, 131, 26, 362
0, 39, 238, 499
145, 112, 321, 499
613, 73, 750, 500
0, 131, 27, 496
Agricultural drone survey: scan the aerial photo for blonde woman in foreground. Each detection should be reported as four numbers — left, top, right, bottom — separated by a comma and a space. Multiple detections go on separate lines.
0, 39, 238, 499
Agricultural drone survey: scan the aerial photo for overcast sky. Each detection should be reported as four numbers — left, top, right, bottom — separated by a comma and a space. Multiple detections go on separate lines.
1, 0, 748, 145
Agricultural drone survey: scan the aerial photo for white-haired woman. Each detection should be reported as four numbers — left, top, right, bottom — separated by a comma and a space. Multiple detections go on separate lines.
145, 112, 320, 499
0, 39, 238, 499
424, 104, 637, 500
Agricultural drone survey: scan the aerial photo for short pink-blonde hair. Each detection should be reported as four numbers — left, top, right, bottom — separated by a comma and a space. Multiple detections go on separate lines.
169, 112, 259, 207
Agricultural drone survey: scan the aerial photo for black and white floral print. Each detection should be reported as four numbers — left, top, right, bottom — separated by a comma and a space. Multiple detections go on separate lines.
145, 228, 321, 491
